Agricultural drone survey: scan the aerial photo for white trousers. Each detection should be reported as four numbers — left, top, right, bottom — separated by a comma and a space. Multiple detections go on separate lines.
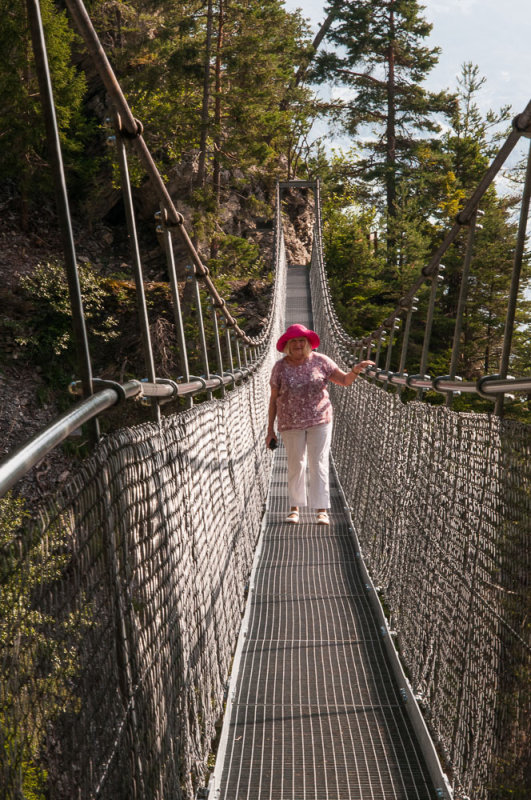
281, 422, 333, 509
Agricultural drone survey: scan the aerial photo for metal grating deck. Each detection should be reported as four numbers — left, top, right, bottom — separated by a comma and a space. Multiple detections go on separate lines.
214, 265, 437, 799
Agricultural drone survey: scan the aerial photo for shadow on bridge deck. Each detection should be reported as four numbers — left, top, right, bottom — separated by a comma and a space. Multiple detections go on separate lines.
210, 265, 439, 799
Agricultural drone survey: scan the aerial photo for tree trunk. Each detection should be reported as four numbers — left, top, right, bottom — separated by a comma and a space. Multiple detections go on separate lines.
198, 0, 213, 187
385, 2, 397, 265
280, 6, 338, 113
293, 6, 338, 89
213, 0, 224, 206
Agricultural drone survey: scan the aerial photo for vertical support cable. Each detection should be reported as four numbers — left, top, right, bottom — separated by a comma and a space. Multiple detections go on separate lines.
397, 303, 416, 395
211, 301, 225, 397
446, 211, 478, 407
114, 126, 160, 423
372, 331, 385, 382
160, 224, 193, 407
226, 328, 235, 373
26, 0, 98, 440
384, 318, 399, 386
418, 263, 442, 398
235, 337, 243, 370
189, 268, 212, 399
374, 332, 384, 367
494, 140, 531, 415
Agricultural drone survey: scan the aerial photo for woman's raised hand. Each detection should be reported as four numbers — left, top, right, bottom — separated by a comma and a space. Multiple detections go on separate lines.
357, 360, 376, 370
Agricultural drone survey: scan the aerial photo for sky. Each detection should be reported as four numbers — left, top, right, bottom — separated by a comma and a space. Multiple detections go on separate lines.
284, 0, 531, 151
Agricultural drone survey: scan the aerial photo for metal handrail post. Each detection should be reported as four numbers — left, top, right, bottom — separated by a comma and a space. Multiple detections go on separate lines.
190, 269, 212, 399
226, 329, 235, 373
26, 0, 98, 439
397, 305, 415, 395
235, 337, 243, 370
115, 128, 160, 422
446, 212, 478, 407
495, 140, 531, 415
211, 302, 226, 397
373, 331, 384, 382
160, 224, 192, 407
383, 319, 398, 389
418, 264, 441, 398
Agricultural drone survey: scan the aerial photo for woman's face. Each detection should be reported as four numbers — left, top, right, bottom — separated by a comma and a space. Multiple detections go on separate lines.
289, 337, 309, 358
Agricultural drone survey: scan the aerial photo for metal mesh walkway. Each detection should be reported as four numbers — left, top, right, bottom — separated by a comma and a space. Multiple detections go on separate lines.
214, 266, 437, 799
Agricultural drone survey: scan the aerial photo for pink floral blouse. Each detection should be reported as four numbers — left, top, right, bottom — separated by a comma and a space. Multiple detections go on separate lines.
270, 352, 339, 432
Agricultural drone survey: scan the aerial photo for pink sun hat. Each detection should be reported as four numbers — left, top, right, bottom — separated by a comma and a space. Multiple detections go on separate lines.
276, 323, 320, 352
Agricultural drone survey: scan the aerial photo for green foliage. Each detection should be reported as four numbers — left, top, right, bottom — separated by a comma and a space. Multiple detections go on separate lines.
83, 0, 315, 191
214, 0, 314, 174
319, 63, 531, 401
0, 494, 89, 798
1, 0, 317, 224
320, 187, 388, 335
207, 234, 263, 279
0, 0, 97, 209
17, 259, 118, 373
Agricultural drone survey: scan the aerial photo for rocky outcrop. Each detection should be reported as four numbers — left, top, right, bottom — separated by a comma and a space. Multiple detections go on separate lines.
281, 187, 315, 265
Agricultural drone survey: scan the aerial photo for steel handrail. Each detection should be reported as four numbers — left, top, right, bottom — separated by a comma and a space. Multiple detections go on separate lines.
0, 365, 263, 500
0, 381, 139, 498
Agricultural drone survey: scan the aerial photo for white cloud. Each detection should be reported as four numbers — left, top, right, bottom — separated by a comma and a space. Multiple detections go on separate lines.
330, 87, 355, 102
426, 0, 480, 15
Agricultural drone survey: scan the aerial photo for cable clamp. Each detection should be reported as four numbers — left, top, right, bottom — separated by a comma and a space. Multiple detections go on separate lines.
155, 378, 179, 398
456, 208, 475, 225
513, 112, 531, 138
92, 378, 129, 403
189, 375, 208, 390
119, 116, 144, 140
209, 373, 225, 389
476, 373, 513, 400
155, 207, 184, 227
223, 370, 238, 385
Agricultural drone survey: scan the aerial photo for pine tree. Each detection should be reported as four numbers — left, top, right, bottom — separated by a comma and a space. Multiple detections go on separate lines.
0, 0, 91, 224
209, 0, 314, 189
312, 0, 454, 264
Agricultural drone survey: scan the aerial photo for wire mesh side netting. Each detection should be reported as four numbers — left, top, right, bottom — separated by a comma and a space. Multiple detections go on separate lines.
311, 242, 531, 800
0, 309, 287, 800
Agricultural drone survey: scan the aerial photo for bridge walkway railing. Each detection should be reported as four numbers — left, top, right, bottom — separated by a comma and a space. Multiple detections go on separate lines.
209, 265, 450, 800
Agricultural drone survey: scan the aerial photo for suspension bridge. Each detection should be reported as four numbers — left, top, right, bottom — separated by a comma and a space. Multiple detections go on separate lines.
1, 2, 530, 799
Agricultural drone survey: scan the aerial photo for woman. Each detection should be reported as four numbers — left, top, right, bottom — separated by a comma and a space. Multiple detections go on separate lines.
266, 323, 374, 525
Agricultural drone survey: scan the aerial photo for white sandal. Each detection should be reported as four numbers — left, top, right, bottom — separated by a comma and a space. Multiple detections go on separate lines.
285, 510, 299, 524
316, 511, 330, 525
